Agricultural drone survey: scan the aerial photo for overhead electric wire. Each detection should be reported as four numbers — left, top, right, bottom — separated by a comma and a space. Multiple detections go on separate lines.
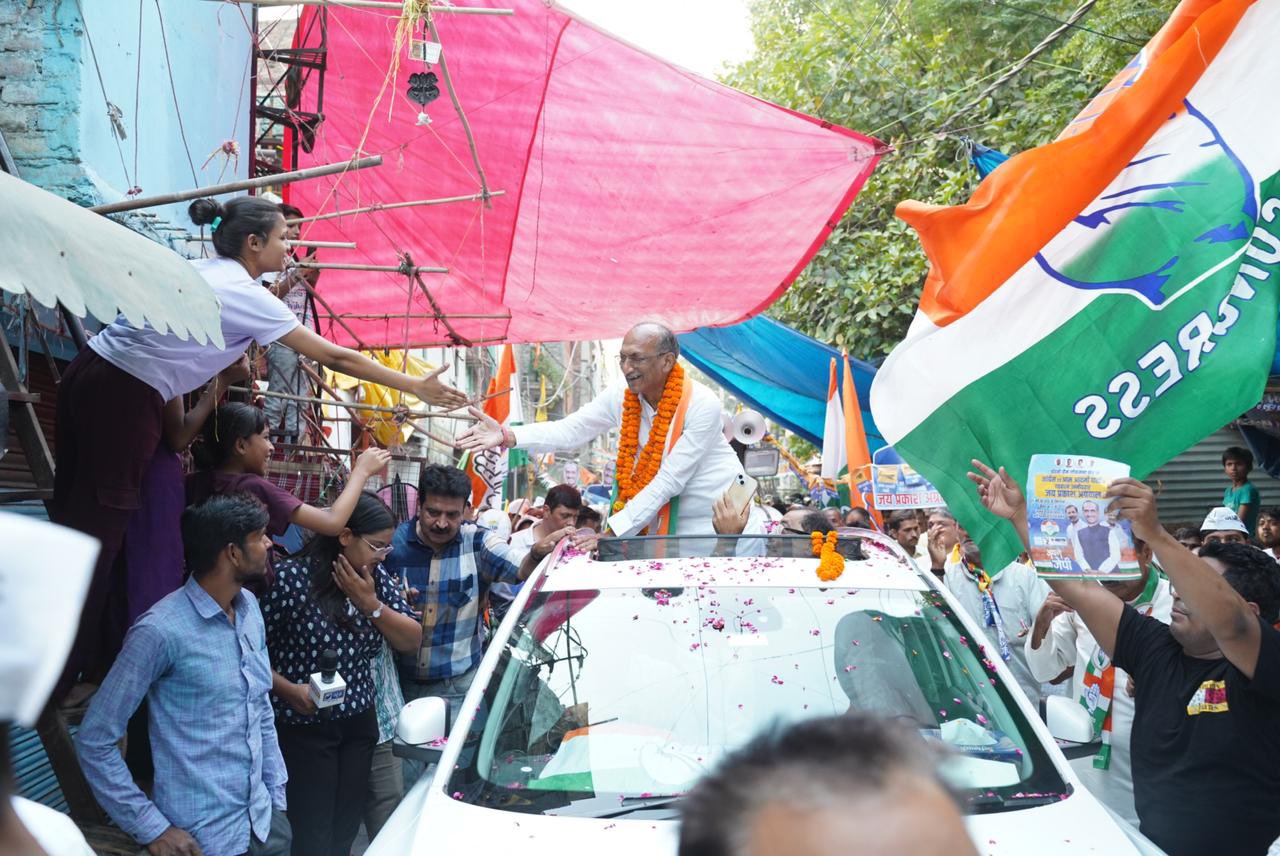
985, 0, 1146, 47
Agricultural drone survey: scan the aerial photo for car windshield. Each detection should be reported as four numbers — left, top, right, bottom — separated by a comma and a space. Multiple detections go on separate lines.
447, 574, 1067, 817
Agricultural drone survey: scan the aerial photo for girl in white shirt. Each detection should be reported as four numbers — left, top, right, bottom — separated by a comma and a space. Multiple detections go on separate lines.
52, 195, 468, 700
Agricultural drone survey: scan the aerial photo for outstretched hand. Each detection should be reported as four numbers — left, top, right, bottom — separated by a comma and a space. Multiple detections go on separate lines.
413, 364, 470, 410
966, 460, 1026, 521
457, 407, 505, 452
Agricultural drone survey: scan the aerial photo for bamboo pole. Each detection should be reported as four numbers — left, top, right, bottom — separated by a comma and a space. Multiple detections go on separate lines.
294, 261, 448, 274
186, 237, 358, 249
228, 385, 475, 421
207, 0, 514, 14
299, 280, 370, 350
287, 190, 505, 225
90, 156, 383, 215
275, 442, 442, 464
428, 18, 492, 206
402, 336, 506, 348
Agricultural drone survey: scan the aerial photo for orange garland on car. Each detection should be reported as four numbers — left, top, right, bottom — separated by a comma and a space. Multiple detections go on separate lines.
812, 530, 844, 581
613, 363, 686, 513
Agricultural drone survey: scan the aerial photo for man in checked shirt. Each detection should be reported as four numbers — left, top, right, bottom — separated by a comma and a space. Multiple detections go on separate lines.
384, 465, 578, 785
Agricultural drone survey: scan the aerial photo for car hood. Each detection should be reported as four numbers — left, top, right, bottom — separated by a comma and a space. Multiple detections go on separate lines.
369, 777, 1152, 855
368, 779, 679, 855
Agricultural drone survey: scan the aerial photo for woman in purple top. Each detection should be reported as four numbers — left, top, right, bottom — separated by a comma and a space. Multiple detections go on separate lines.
54, 195, 468, 701
186, 402, 392, 555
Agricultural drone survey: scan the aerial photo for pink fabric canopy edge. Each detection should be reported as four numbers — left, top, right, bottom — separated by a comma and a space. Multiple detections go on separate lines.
289, 1, 881, 348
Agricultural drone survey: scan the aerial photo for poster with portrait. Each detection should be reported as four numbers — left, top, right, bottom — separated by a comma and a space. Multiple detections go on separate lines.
1025, 454, 1141, 580
871, 446, 944, 510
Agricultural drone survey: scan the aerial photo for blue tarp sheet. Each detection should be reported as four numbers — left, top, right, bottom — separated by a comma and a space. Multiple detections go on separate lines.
678, 315, 883, 449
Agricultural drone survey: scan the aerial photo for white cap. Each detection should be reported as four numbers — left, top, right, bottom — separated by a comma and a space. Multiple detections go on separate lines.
0, 516, 99, 726
1201, 506, 1249, 534
475, 508, 511, 541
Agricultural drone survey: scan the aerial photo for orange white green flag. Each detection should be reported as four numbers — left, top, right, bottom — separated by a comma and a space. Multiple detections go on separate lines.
463, 344, 522, 511
842, 351, 880, 526
820, 357, 846, 487
870, 0, 1280, 565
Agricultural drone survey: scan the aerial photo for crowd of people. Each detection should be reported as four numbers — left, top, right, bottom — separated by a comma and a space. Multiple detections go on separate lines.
72, 464, 581, 856
16, 191, 1280, 855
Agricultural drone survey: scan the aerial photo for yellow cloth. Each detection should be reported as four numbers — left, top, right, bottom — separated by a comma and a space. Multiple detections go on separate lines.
324, 350, 431, 446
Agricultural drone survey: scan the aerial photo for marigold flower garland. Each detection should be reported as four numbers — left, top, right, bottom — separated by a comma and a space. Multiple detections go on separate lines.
812, 530, 845, 582
613, 363, 686, 513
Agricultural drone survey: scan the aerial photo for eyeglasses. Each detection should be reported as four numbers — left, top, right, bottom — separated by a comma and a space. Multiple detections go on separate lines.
361, 537, 394, 556
617, 351, 673, 368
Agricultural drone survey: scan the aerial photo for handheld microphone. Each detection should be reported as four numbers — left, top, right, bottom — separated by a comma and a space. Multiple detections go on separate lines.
309, 649, 347, 716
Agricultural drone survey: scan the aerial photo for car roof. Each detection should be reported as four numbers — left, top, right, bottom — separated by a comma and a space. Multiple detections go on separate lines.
539, 529, 931, 593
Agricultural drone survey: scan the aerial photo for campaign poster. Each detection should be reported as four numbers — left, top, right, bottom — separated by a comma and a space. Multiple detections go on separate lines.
1025, 454, 1141, 580
871, 446, 944, 510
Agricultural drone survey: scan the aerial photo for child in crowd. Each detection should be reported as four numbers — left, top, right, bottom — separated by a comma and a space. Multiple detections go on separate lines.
1221, 445, 1260, 536
187, 402, 392, 582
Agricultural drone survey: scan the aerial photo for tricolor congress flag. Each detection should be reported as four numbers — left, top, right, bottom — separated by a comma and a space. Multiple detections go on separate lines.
871, 0, 1280, 565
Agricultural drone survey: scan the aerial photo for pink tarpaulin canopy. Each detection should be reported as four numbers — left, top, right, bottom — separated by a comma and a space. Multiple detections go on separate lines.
288, 1, 881, 348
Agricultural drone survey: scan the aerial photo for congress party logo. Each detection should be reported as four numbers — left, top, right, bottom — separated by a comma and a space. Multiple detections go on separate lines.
1035, 100, 1255, 309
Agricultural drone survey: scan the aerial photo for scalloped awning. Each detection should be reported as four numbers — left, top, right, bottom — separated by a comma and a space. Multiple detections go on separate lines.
0, 170, 223, 346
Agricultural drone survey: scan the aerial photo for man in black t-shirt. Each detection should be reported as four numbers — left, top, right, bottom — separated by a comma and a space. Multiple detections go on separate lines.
967, 461, 1280, 856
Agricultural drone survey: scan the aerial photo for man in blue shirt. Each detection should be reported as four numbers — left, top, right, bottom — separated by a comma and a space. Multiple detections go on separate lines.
384, 465, 573, 783
76, 494, 291, 856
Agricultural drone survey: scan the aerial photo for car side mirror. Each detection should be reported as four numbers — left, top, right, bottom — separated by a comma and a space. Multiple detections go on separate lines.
1045, 695, 1100, 759
392, 696, 449, 763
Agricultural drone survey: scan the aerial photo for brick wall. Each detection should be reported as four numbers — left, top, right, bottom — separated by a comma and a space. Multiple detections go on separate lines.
0, 2, 99, 205
0, 2, 198, 252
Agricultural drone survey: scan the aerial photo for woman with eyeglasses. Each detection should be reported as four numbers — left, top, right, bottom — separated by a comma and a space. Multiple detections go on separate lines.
262, 491, 421, 856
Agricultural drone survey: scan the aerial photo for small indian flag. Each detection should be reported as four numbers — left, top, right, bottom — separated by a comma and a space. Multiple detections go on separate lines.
871, 0, 1280, 565
465, 344, 521, 511
820, 357, 846, 483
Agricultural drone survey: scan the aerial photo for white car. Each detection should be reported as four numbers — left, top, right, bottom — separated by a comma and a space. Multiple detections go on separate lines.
370, 531, 1159, 855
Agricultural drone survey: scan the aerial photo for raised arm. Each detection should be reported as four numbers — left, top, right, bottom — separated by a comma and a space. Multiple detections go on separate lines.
278, 325, 467, 409
459, 385, 622, 454
1108, 478, 1264, 678
290, 448, 392, 536
968, 460, 1124, 657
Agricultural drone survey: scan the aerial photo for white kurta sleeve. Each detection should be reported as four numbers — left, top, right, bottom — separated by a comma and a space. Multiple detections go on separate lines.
1024, 610, 1079, 682
607, 392, 726, 537
510, 384, 623, 453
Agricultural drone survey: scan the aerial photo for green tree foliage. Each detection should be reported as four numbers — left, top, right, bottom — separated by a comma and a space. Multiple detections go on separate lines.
724, 0, 1178, 360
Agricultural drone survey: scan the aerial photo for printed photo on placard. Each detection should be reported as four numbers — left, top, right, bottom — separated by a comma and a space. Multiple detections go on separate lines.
1025, 454, 1141, 580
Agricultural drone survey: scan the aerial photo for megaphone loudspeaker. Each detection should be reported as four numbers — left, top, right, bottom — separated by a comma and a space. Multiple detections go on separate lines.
733, 411, 766, 445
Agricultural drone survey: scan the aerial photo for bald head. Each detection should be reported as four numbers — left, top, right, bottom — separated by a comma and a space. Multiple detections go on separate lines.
625, 322, 680, 359
619, 322, 681, 405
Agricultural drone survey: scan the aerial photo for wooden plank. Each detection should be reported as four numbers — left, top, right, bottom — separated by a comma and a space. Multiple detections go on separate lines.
34, 704, 104, 823
0, 345, 54, 498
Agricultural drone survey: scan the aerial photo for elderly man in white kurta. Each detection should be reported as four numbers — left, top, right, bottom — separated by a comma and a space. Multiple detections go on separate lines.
1023, 543, 1172, 826
459, 323, 744, 537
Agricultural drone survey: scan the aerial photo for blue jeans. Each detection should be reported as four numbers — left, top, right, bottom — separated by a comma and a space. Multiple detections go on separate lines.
399, 669, 481, 787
